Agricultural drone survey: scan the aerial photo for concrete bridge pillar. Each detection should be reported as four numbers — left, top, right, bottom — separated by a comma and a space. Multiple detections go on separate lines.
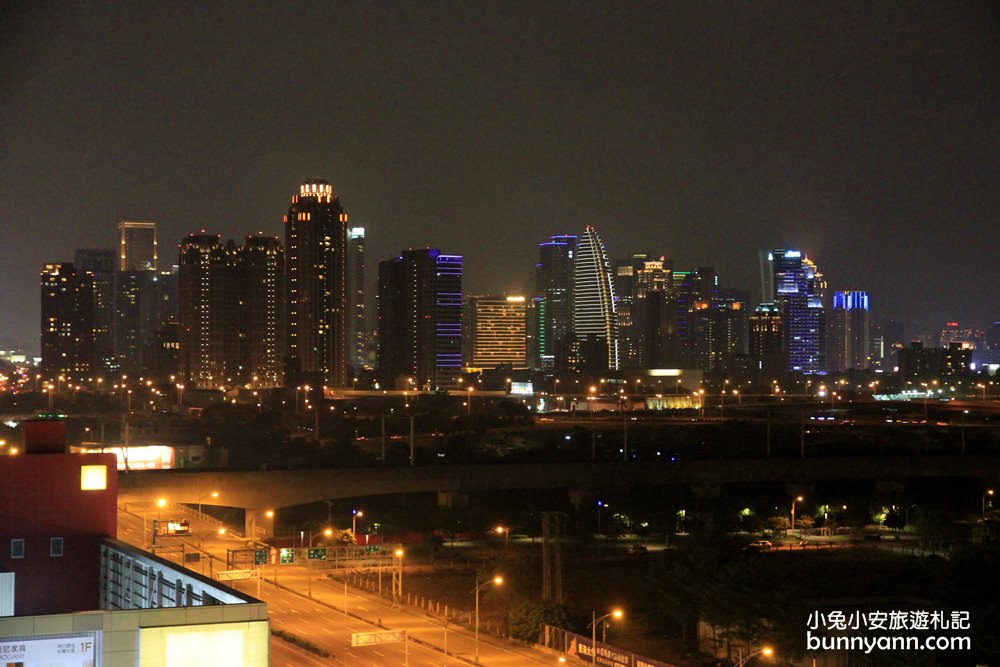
437, 491, 468, 508
244, 508, 257, 542
245, 507, 277, 540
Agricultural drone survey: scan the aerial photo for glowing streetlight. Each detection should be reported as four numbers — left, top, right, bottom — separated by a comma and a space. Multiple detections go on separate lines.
791, 495, 804, 538
737, 646, 774, 666
473, 575, 504, 661
197, 490, 219, 516
984, 489, 995, 520
588, 609, 623, 663
352, 509, 364, 536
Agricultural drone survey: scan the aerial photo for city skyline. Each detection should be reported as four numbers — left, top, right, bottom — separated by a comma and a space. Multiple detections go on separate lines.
3, 3, 998, 350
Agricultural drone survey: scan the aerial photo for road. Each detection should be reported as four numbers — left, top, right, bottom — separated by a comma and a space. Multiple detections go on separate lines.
117, 503, 571, 666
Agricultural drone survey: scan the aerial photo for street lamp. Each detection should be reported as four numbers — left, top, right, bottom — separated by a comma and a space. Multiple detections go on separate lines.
495, 525, 509, 545
983, 489, 995, 520
425, 613, 457, 666
790, 495, 804, 539
197, 490, 219, 516
473, 575, 504, 662
352, 509, 364, 537
587, 609, 623, 664
737, 645, 774, 666
467, 386, 473, 416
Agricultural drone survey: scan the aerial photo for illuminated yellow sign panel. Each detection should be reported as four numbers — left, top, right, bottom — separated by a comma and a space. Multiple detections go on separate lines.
140, 621, 268, 667
80, 464, 107, 490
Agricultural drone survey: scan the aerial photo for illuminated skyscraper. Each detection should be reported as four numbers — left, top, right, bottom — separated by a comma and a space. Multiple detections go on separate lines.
573, 226, 618, 371
284, 179, 349, 388
769, 248, 826, 374
829, 290, 870, 371
534, 235, 577, 370
118, 221, 157, 271
74, 248, 116, 373
347, 227, 367, 371
40, 263, 94, 381
378, 249, 463, 390
178, 234, 231, 387
749, 303, 783, 358
178, 234, 284, 388
244, 235, 285, 386
465, 295, 528, 370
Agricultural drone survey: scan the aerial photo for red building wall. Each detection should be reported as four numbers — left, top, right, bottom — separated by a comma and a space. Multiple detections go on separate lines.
0, 453, 117, 615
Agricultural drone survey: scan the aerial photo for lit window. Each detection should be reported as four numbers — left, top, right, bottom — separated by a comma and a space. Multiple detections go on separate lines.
50, 537, 64, 557
81, 465, 107, 490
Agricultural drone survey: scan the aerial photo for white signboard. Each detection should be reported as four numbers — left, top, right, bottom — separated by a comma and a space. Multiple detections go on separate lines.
0, 633, 97, 666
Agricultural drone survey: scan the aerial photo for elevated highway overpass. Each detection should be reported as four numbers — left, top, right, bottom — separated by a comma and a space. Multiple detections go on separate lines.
118, 454, 1000, 537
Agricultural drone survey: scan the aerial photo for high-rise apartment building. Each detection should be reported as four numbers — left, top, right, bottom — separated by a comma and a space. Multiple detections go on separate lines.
378, 249, 463, 391
284, 180, 349, 388
573, 226, 618, 371
40, 263, 94, 381
769, 249, 826, 374
244, 235, 285, 386
347, 227, 367, 371
118, 221, 157, 271
113, 270, 158, 373
178, 234, 285, 389
464, 295, 528, 370
74, 248, 116, 374
534, 235, 577, 370
178, 235, 233, 388
829, 290, 870, 371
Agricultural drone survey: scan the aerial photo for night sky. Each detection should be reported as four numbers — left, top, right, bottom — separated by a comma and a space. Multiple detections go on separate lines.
2, 2, 998, 352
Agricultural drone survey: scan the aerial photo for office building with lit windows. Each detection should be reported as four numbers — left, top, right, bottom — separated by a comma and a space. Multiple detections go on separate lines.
464, 295, 528, 370
284, 179, 349, 388
40, 263, 94, 382
347, 226, 367, 371
378, 249, 463, 390
74, 248, 116, 373
118, 221, 157, 271
829, 290, 870, 371
769, 248, 826, 374
573, 226, 618, 371
534, 234, 577, 370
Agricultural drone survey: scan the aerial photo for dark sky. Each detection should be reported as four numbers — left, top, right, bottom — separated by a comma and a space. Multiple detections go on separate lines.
2, 2, 998, 352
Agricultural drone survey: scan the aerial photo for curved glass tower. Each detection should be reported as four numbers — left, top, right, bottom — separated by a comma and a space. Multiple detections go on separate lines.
573, 226, 619, 370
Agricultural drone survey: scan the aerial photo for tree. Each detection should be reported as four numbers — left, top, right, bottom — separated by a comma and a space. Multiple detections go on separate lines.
507, 599, 570, 643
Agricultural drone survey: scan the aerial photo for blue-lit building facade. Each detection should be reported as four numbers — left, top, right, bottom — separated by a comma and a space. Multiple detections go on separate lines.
829, 290, 870, 371
377, 248, 463, 390
770, 249, 826, 374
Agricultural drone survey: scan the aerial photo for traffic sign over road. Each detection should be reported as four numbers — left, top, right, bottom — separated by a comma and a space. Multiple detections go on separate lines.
351, 630, 406, 647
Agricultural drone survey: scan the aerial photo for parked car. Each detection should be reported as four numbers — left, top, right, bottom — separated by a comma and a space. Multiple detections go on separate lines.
627, 544, 648, 555
744, 540, 773, 552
